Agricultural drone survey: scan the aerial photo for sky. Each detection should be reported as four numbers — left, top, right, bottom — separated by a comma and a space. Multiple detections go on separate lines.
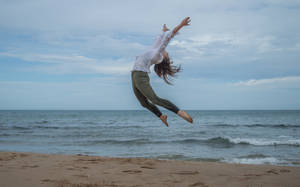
0, 0, 300, 110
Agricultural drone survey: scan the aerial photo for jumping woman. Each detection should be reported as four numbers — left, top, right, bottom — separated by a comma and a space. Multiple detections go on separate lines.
131, 17, 193, 127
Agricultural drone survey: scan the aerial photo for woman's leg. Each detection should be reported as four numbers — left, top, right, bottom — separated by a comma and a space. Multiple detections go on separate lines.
132, 71, 192, 124
133, 72, 180, 114
132, 71, 162, 117
132, 85, 162, 118
132, 71, 169, 126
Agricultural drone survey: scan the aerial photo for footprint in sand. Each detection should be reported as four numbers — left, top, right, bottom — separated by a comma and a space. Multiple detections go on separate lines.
72, 174, 88, 178
21, 165, 39, 169
76, 158, 103, 164
41, 179, 52, 183
189, 182, 209, 187
19, 153, 28, 158
140, 166, 156, 169
280, 169, 290, 173
38, 155, 49, 158
0, 153, 17, 161
243, 173, 262, 177
243, 169, 281, 177
122, 169, 142, 174
120, 158, 134, 164
143, 160, 155, 166
66, 167, 75, 170
266, 169, 279, 175
171, 171, 200, 175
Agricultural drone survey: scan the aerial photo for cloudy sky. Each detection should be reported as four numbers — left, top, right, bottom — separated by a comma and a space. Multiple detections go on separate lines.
0, 0, 300, 110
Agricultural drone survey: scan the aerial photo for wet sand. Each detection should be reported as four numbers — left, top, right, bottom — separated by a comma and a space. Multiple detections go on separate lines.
0, 151, 300, 187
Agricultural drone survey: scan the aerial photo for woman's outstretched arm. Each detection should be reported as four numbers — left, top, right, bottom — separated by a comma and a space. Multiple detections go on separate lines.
171, 17, 191, 35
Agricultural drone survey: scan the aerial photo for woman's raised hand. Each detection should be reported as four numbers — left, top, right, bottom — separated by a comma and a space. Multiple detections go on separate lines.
181, 17, 191, 26
171, 17, 191, 36
163, 24, 170, 32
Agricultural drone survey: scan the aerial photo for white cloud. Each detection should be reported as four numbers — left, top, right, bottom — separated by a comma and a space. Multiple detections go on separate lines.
256, 36, 283, 53
33, 33, 149, 58
0, 52, 133, 75
76, 34, 149, 57
189, 35, 237, 46
0, 52, 97, 64
170, 34, 240, 57
234, 76, 300, 86
170, 33, 288, 58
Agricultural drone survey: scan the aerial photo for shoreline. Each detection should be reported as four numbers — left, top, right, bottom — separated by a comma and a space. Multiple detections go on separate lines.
1, 151, 300, 187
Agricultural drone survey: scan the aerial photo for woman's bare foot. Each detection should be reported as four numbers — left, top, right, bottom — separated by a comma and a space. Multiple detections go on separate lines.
177, 110, 193, 123
160, 115, 168, 127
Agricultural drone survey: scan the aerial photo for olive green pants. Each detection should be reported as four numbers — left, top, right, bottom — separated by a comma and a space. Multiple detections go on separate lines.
131, 70, 180, 117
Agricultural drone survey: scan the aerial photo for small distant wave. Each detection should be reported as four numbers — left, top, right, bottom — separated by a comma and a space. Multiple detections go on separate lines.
173, 137, 235, 146
81, 121, 97, 125
230, 138, 300, 146
35, 125, 61, 129
79, 138, 151, 145
113, 125, 144, 129
11, 126, 29, 130
246, 124, 300, 128
9, 125, 60, 130
9, 125, 84, 130
154, 154, 221, 162
238, 154, 268, 159
4, 124, 145, 131
35, 120, 49, 124
212, 123, 300, 128
0, 133, 12, 137
172, 137, 300, 147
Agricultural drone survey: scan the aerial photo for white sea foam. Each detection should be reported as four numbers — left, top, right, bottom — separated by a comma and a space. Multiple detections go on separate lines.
229, 138, 300, 146
224, 157, 284, 165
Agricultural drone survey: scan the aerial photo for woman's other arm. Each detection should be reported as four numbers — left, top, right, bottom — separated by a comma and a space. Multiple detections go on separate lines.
152, 24, 169, 48
163, 24, 169, 32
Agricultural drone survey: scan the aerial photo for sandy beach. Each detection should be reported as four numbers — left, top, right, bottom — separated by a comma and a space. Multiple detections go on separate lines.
0, 152, 299, 187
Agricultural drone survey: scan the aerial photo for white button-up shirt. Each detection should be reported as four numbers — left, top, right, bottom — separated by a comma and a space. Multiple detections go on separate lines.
132, 30, 175, 73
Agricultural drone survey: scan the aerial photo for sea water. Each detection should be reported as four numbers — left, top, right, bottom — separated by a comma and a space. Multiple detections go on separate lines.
0, 110, 300, 166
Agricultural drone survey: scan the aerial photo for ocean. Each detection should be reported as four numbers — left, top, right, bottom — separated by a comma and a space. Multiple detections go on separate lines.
0, 110, 300, 166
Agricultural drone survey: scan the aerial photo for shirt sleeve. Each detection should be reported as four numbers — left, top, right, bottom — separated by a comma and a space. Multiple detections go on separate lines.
157, 30, 175, 53
149, 30, 176, 65
151, 31, 166, 48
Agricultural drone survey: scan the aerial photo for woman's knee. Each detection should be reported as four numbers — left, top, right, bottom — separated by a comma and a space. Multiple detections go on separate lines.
139, 100, 150, 108
150, 96, 163, 105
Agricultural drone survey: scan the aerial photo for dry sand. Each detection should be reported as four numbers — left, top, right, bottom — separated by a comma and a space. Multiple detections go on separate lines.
0, 151, 300, 187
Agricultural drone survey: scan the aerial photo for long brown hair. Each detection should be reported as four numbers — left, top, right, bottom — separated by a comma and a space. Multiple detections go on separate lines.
154, 57, 181, 85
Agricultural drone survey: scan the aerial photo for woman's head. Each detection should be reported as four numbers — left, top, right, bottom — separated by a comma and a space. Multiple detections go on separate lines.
154, 54, 181, 85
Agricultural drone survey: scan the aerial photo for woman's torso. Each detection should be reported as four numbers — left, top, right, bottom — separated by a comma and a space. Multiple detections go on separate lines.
132, 30, 174, 73
132, 49, 163, 73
